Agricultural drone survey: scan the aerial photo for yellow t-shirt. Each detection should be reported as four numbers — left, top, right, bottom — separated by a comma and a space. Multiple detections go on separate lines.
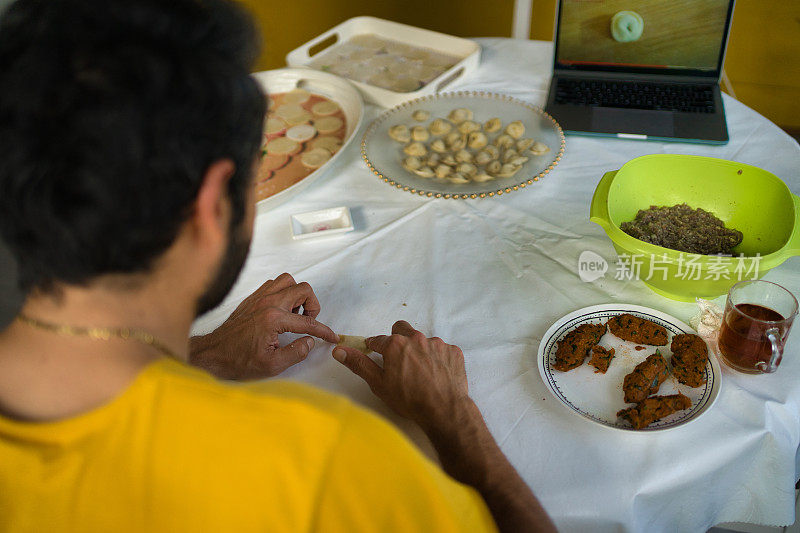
0, 358, 496, 532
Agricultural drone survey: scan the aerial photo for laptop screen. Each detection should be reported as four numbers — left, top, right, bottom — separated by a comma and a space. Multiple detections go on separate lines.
554, 0, 734, 76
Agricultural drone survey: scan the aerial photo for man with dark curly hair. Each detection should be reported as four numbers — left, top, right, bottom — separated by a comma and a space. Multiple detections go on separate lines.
0, 1, 554, 531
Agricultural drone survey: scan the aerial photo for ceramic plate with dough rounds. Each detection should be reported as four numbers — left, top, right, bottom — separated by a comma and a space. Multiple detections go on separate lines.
361, 91, 565, 199
252, 68, 364, 211
537, 304, 721, 432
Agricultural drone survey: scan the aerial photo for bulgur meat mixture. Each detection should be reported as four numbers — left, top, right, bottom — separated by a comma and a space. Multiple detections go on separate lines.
552, 323, 606, 372
617, 393, 692, 429
622, 351, 670, 403
620, 203, 742, 255
588, 345, 616, 373
669, 333, 708, 387
607, 313, 668, 346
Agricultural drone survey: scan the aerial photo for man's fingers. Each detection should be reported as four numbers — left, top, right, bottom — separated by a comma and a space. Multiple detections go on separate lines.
332, 345, 382, 389
251, 273, 296, 299
275, 282, 322, 317
391, 320, 417, 337
265, 336, 314, 376
365, 334, 392, 354
271, 310, 339, 343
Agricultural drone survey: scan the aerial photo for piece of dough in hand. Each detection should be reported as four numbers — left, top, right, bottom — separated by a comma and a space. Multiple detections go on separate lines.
337, 334, 371, 355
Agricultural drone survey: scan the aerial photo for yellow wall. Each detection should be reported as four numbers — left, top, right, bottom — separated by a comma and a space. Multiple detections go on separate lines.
240, 0, 799, 132
238, 0, 515, 72
722, 0, 800, 132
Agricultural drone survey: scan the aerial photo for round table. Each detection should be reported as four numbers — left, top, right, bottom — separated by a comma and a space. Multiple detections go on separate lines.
193, 39, 800, 533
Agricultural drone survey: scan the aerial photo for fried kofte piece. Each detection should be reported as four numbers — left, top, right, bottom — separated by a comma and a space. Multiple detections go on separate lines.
622, 352, 669, 403
607, 313, 668, 346
617, 393, 692, 429
552, 323, 606, 372
588, 346, 616, 373
670, 333, 708, 387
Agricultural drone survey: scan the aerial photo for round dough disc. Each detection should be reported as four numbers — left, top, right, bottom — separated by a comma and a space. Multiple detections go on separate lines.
264, 117, 286, 137
314, 116, 344, 134
286, 124, 317, 143
266, 137, 300, 156
260, 153, 289, 172
282, 88, 311, 105
275, 104, 305, 120
310, 135, 342, 153
300, 147, 332, 169
285, 111, 312, 126
311, 100, 341, 116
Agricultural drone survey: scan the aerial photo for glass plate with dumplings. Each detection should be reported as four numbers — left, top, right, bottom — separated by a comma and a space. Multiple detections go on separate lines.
361, 91, 565, 199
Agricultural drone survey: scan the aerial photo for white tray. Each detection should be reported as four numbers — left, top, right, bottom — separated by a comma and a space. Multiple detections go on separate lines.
286, 16, 480, 108
251, 68, 364, 211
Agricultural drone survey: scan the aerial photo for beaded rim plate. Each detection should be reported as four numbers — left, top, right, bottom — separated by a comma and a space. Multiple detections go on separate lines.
537, 304, 721, 432
360, 91, 565, 199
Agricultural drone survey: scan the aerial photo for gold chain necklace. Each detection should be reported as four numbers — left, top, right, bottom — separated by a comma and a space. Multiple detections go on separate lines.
16, 313, 179, 360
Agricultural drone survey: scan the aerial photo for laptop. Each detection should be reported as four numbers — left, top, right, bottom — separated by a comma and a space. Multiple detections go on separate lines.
544, 0, 735, 144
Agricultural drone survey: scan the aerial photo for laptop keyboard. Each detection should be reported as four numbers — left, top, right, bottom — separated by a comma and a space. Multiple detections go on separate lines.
554, 79, 716, 113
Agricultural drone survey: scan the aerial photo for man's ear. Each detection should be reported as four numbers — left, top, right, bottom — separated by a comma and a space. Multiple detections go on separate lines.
192, 159, 236, 249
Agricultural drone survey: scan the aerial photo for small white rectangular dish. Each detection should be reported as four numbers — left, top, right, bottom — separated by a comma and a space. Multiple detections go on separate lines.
290, 206, 354, 240
286, 16, 480, 108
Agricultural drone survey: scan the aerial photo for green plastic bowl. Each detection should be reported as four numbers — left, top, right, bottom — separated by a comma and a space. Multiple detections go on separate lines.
590, 154, 800, 301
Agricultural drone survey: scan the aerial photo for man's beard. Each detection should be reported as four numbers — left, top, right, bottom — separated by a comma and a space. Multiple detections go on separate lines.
195, 222, 252, 317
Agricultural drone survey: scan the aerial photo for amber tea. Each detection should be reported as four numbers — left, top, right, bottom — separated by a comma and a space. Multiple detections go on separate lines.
717, 281, 797, 374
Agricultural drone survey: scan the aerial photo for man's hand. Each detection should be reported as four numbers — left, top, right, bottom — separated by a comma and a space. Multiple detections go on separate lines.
332, 320, 470, 432
190, 273, 338, 380
332, 320, 557, 533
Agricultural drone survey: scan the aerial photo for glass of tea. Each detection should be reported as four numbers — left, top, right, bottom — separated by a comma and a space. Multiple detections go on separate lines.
718, 280, 798, 374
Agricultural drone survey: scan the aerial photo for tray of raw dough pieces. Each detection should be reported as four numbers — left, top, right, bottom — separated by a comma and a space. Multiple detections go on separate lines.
361, 91, 566, 199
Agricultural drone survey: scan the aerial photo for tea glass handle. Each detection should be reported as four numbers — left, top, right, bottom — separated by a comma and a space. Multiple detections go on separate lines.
756, 327, 782, 373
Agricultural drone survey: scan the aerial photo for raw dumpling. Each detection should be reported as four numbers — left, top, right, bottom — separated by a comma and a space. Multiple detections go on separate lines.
454, 149, 473, 163
456, 162, 478, 176
389, 124, 411, 143
430, 138, 448, 153
441, 153, 458, 166
428, 118, 453, 136
448, 108, 473, 124
434, 164, 452, 178
457, 120, 481, 134
505, 121, 525, 139
493, 134, 515, 149
482, 145, 500, 160
529, 141, 550, 155
412, 109, 431, 121
448, 134, 466, 151
337, 334, 370, 355
411, 126, 430, 142
474, 150, 494, 166
448, 172, 470, 184
404, 141, 427, 157
483, 117, 502, 133
516, 138, 535, 151
403, 156, 423, 171
467, 131, 488, 149
495, 163, 521, 178
413, 166, 435, 178
502, 149, 519, 163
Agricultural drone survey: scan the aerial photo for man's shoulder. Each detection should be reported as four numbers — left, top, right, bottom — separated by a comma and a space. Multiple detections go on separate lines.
141, 358, 358, 432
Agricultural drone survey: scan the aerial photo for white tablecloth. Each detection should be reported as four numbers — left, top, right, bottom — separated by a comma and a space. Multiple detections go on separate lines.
193, 39, 800, 533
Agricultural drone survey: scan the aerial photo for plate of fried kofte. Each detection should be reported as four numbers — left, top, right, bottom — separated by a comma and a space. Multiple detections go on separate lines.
537, 304, 721, 431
